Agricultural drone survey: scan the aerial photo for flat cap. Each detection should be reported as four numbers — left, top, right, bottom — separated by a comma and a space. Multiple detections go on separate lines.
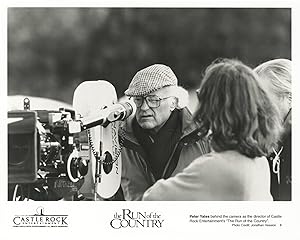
124, 64, 178, 96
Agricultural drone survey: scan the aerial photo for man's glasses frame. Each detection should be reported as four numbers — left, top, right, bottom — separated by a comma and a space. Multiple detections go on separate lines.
132, 95, 174, 108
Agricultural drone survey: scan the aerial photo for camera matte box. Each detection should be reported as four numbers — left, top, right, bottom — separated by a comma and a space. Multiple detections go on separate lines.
8, 111, 38, 183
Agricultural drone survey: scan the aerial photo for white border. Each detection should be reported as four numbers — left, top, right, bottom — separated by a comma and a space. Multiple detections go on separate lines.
1, 1, 299, 239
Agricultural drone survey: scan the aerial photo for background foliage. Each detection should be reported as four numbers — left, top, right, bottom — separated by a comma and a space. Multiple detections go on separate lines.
8, 8, 291, 104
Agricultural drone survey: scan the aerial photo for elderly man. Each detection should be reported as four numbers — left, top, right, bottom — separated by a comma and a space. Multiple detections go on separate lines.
119, 64, 210, 200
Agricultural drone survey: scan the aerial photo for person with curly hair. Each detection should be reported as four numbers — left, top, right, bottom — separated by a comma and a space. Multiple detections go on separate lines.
142, 58, 282, 201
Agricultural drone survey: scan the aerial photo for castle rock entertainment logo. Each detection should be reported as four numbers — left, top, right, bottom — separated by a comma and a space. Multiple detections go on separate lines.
110, 209, 164, 229
12, 207, 68, 227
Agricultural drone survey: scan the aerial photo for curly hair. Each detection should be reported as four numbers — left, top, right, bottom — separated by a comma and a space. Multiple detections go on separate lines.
194, 58, 282, 158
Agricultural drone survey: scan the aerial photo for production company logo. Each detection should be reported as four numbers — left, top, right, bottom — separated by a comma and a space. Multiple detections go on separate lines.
110, 209, 164, 229
12, 206, 68, 227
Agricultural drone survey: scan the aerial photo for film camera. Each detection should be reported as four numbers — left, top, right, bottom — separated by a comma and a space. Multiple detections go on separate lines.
8, 98, 90, 200
8, 97, 134, 201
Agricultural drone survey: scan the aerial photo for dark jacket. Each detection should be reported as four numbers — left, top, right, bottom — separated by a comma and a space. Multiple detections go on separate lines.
118, 107, 210, 200
268, 109, 291, 201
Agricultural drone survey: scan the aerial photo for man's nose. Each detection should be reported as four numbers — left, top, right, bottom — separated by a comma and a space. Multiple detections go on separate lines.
140, 99, 150, 110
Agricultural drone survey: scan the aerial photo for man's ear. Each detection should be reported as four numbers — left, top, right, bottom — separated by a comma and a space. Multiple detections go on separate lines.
170, 97, 178, 111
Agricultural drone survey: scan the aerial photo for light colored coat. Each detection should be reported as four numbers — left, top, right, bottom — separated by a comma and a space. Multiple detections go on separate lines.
142, 150, 273, 201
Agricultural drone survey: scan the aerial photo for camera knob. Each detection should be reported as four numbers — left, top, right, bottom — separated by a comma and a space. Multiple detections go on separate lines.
67, 149, 89, 182
78, 158, 88, 176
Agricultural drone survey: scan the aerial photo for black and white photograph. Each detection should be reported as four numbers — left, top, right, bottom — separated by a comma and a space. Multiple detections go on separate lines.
1, 1, 299, 239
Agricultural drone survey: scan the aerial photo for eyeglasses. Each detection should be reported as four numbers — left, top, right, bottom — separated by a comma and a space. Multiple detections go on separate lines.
133, 95, 173, 108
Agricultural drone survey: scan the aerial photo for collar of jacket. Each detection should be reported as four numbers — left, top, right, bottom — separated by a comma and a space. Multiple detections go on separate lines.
119, 107, 201, 145
281, 108, 291, 142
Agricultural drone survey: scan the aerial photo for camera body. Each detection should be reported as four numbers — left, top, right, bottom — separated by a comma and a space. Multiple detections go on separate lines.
8, 81, 135, 201
8, 106, 90, 200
